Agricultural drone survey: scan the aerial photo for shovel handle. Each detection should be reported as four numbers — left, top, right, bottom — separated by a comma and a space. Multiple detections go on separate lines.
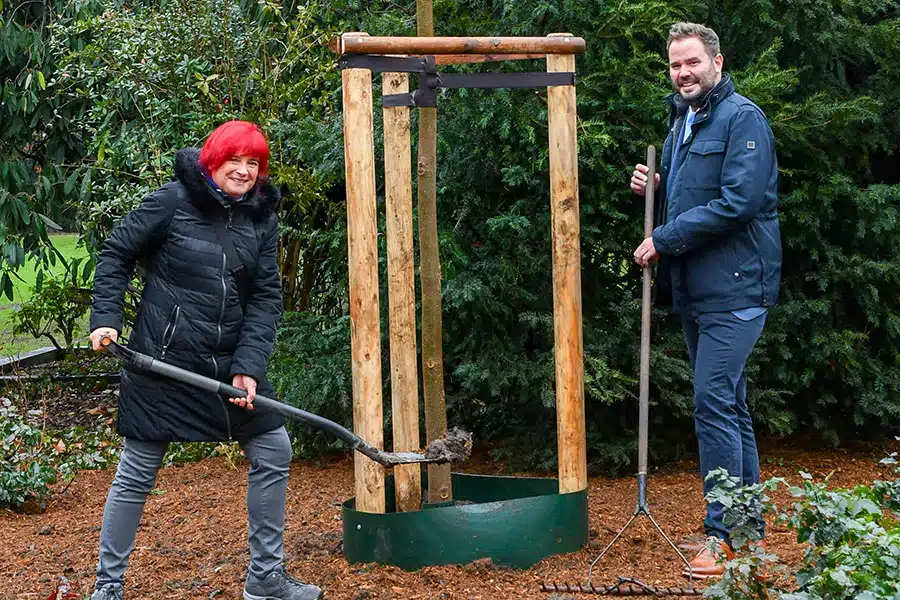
100, 337, 364, 451
98, 336, 437, 467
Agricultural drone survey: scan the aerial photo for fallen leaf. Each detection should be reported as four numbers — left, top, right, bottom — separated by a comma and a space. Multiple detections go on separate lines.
45, 576, 80, 600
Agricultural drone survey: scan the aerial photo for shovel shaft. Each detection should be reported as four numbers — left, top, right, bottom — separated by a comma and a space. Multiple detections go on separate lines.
121, 345, 368, 449
100, 338, 431, 467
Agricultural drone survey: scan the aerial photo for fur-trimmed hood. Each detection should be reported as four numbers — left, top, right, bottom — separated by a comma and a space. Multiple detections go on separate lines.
174, 147, 280, 219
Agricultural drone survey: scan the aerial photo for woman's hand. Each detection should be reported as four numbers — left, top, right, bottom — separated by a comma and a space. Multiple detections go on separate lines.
229, 374, 257, 410
90, 327, 119, 351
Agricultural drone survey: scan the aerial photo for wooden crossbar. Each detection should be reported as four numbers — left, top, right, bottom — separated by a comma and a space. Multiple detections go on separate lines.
329, 34, 585, 56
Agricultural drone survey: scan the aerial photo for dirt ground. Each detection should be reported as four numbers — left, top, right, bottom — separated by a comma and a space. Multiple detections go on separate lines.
1, 438, 895, 600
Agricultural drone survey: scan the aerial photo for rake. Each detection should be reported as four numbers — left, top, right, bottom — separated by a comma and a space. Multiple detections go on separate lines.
541, 146, 699, 596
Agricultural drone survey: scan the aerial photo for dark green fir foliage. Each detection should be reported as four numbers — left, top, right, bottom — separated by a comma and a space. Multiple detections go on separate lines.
6, 0, 900, 472
421, 0, 900, 471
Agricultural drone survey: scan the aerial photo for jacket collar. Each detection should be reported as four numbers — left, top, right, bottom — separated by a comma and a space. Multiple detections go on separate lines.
667, 74, 734, 127
174, 147, 280, 219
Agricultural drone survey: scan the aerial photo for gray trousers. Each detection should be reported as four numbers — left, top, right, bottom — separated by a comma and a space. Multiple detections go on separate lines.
95, 426, 291, 589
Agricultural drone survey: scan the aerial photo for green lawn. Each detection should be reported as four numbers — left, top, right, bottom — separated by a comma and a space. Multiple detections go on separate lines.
0, 234, 91, 357
7, 233, 89, 303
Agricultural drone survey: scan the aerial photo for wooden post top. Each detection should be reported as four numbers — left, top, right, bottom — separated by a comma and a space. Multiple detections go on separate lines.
329, 33, 585, 56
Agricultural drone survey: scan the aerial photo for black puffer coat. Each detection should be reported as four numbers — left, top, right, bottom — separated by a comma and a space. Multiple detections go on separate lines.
90, 148, 286, 442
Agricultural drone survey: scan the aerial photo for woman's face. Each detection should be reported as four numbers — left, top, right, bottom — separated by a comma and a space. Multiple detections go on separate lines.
211, 154, 260, 197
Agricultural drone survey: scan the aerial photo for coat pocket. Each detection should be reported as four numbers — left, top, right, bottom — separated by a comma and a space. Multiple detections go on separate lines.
159, 304, 181, 359
684, 239, 739, 305
682, 139, 727, 191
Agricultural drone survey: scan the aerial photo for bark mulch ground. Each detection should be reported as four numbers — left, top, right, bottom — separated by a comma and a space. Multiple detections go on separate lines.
1, 439, 896, 600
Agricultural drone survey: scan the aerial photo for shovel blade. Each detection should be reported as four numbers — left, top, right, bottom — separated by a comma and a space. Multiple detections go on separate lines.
378, 451, 442, 466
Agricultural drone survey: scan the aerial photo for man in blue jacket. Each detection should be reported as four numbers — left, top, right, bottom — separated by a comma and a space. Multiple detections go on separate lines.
630, 22, 782, 579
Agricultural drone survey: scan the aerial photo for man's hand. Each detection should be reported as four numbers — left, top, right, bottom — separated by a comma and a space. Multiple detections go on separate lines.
229, 374, 257, 410
633, 237, 659, 268
90, 327, 118, 351
630, 163, 661, 195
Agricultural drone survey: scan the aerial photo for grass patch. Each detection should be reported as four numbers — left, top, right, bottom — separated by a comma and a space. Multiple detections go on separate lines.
0, 234, 90, 357
6, 234, 88, 304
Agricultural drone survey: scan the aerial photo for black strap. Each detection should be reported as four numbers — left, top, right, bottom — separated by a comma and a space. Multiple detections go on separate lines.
338, 54, 429, 73
211, 215, 249, 313
438, 71, 575, 89
383, 71, 577, 107
339, 54, 577, 108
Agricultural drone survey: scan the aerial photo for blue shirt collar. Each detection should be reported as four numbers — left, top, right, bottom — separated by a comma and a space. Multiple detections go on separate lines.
202, 171, 246, 206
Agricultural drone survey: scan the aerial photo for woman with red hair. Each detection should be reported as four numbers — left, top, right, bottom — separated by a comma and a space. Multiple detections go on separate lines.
88, 121, 322, 600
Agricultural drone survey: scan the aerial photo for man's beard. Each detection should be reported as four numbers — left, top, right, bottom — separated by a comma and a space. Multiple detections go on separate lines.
673, 68, 719, 104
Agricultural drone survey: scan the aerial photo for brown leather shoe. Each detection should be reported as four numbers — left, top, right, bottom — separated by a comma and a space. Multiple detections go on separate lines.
681, 536, 734, 580
733, 538, 766, 552
677, 535, 708, 554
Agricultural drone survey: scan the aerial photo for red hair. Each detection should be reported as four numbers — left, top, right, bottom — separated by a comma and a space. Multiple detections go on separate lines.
199, 120, 270, 177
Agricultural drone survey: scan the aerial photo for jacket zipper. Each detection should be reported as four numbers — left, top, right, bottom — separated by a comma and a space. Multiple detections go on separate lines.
160, 305, 181, 359
214, 208, 233, 440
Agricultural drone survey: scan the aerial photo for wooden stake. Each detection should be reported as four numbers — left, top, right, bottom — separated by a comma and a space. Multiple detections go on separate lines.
383, 71, 422, 512
342, 35, 385, 513
546, 35, 587, 494
416, 0, 452, 504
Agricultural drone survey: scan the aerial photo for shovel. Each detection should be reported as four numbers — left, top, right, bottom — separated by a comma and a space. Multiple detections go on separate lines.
99, 337, 471, 467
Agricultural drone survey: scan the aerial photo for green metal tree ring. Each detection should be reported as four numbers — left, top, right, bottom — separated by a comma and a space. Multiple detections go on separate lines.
342, 472, 589, 570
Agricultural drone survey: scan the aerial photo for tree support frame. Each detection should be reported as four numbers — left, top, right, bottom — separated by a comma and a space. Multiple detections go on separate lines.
337, 32, 587, 514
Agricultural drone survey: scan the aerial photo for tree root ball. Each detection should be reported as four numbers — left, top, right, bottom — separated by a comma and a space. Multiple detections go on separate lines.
424, 427, 473, 463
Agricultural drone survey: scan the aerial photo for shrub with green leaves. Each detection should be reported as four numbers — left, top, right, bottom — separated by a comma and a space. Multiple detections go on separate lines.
267, 311, 352, 458
0, 398, 120, 511
704, 452, 900, 599
12, 274, 90, 350
0, 401, 58, 509
5, 0, 900, 471
162, 442, 244, 469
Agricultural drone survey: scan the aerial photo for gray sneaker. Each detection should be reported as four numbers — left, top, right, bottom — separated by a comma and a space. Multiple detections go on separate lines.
243, 567, 323, 600
91, 584, 124, 600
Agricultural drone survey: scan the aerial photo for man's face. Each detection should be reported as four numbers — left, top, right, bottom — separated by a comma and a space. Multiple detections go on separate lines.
668, 36, 723, 105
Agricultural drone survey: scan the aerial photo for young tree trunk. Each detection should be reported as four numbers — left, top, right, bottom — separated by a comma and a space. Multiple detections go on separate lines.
281, 237, 301, 310
416, 0, 452, 504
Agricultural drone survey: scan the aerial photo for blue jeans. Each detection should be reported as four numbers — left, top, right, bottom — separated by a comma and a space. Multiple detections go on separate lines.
681, 311, 766, 543
95, 426, 292, 589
